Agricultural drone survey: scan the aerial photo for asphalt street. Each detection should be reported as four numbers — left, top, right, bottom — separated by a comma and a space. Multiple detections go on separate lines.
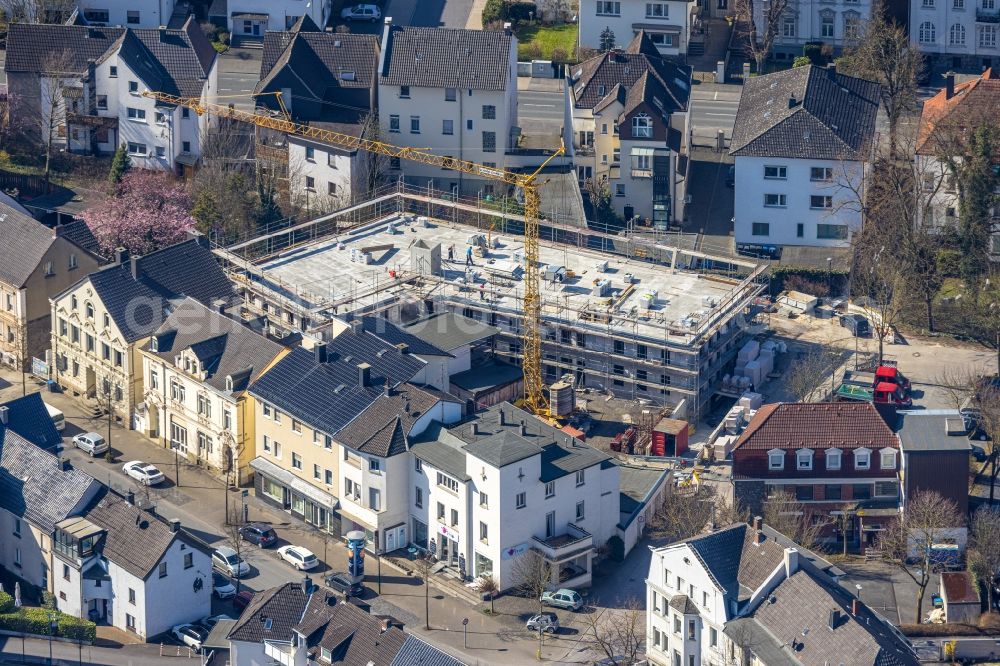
689, 83, 740, 149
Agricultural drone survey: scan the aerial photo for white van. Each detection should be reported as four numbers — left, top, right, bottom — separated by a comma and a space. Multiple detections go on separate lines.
44, 401, 65, 432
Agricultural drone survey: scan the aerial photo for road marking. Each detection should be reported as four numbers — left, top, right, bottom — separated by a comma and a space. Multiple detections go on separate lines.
523, 103, 556, 107
704, 112, 735, 117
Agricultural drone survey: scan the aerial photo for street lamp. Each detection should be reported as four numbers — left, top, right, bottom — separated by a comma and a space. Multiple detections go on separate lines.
826, 257, 833, 299
462, 617, 469, 649
48, 611, 58, 665
856, 583, 863, 603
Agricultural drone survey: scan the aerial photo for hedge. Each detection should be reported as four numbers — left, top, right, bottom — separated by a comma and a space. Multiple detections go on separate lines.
0, 591, 12, 614
0, 607, 96, 642
482, 0, 535, 27
899, 622, 988, 637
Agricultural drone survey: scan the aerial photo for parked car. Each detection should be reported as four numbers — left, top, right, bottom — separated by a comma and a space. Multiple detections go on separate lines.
212, 546, 250, 577
839, 313, 870, 337
122, 460, 165, 485
526, 612, 559, 633
233, 590, 254, 611
198, 614, 233, 632
340, 3, 381, 21
970, 443, 988, 463
239, 522, 278, 548
212, 573, 236, 599
725, 165, 735, 187
540, 588, 583, 611
278, 545, 318, 570
961, 407, 990, 441
73, 432, 108, 456
325, 572, 363, 597
171, 624, 206, 652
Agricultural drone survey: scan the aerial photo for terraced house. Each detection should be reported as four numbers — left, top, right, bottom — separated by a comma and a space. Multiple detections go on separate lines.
139, 297, 288, 483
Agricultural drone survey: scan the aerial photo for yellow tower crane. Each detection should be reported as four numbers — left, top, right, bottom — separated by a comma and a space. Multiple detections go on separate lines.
143, 91, 565, 416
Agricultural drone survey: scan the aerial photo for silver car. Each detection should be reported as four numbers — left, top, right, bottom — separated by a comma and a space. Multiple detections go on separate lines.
73, 432, 108, 456
526, 612, 559, 633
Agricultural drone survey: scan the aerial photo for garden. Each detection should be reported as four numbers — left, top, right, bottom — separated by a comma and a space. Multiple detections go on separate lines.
482, 0, 579, 63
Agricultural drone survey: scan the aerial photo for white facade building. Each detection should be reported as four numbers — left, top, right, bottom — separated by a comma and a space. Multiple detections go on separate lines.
730, 65, 880, 250
579, 0, 696, 57
214, 0, 333, 39
766, 0, 874, 60
910, 0, 1000, 68
377, 22, 519, 195
77, 0, 178, 28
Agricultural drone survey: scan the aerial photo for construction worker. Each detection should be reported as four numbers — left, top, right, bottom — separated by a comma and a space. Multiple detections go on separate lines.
447, 244, 455, 262
466, 246, 473, 266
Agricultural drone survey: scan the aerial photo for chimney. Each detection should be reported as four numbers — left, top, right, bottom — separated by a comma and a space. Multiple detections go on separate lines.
828, 609, 839, 630
301, 576, 311, 594
753, 516, 762, 531
213, 299, 227, 315
783, 548, 799, 577
358, 362, 371, 387
379, 616, 392, 633
852, 598, 861, 616
60, 457, 71, 471
827, 62, 837, 76
384, 379, 391, 396
946, 72, 955, 100
315, 342, 328, 364
350, 319, 364, 336
499, 409, 505, 427
115, 247, 128, 266
519, 419, 527, 436
503, 21, 512, 35
170, 518, 181, 533
130, 255, 139, 279
158, 25, 168, 41
788, 95, 797, 109
0, 406, 7, 425
471, 422, 479, 436
127, 489, 135, 505
52, 224, 64, 238
396, 343, 409, 356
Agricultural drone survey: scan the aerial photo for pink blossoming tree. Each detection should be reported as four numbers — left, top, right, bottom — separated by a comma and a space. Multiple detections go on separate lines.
82, 170, 194, 256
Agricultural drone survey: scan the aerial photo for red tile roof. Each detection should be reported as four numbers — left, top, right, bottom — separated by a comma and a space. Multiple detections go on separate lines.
916, 69, 1000, 156
731, 402, 898, 452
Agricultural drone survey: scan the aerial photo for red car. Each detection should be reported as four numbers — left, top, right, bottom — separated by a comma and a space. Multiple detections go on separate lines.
233, 590, 254, 612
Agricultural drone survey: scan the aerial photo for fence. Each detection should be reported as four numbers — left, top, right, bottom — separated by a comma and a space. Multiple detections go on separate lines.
0, 170, 50, 198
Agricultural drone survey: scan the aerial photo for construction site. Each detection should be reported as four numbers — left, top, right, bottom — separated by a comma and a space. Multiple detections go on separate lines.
214, 181, 769, 419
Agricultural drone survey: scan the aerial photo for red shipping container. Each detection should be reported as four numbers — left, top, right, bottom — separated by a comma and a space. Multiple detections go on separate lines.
651, 418, 689, 457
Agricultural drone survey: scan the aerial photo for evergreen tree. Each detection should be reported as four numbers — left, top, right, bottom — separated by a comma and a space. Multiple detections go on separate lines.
108, 144, 131, 186
958, 126, 1000, 288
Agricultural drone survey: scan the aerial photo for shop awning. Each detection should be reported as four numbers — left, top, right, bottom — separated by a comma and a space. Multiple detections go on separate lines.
250, 457, 339, 508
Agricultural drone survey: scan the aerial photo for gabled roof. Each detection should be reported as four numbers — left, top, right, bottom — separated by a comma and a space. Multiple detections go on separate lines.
0, 430, 102, 532
916, 69, 1000, 156
85, 492, 211, 579
380, 25, 513, 91
57, 220, 105, 261
401, 312, 497, 352
730, 65, 881, 160
0, 201, 60, 287
358, 316, 450, 357
391, 635, 467, 666
5, 23, 125, 74
0, 393, 62, 452
294, 595, 409, 665
228, 581, 310, 643
144, 297, 285, 393
732, 402, 898, 452
87, 265, 169, 343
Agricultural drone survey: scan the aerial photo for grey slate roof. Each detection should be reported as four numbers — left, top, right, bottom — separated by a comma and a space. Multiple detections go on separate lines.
295, 595, 410, 665
85, 492, 211, 579
380, 26, 513, 91
337, 383, 456, 457
450, 360, 522, 393
0, 393, 63, 452
144, 297, 285, 393
359, 316, 450, 357
402, 312, 497, 352
0, 431, 101, 532
0, 200, 59, 287
87, 265, 170, 342
58, 220, 105, 261
391, 635, 467, 666
5, 23, 125, 74
668, 594, 699, 614
410, 437, 470, 481
228, 582, 310, 643
730, 65, 881, 160
895, 410, 972, 453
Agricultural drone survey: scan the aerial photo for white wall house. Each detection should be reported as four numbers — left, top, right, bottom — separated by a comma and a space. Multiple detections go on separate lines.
217, 0, 333, 38
910, 0, 1000, 69
579, 0, 695, 57
377, 22, 519, 196
765, 0, 874, 61
730, 65, 880, 250
77, 0, 178, 28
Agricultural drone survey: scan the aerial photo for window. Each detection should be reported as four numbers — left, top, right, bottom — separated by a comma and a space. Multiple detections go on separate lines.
415, 458, 423, 473
987, 0, 997, 8
437, 502, 446, 521
576, 470, 585, 486
466, 119, 473, 131
369, 488, 381, 511
947, 22, 967, 46
764, 165, 787, 179
826, 448, 842, 470
389, 115, 400, 132
480, 491, 489, 508
674, 615, 682, 634
415, 487, 423, 509
810, 167, 834, 181
822, 14, 835, 37
797, 449, 813, 470
853, 484, 872, 500
810, 195, 833, 209
880, 448, 897, 469
645, 1, 668, 15
796, 223, 804, 238
919, 21, 936, 43
126, 614, 136, 631
369, 458, 381, 472
128, 81, 139, 93
101, 342, 111, 361
768, 449, 784, 470
325, 469, 333, 485
955, 0, 964, 7
183, 552, 193, 569
451, 509, 459, 526
127, 9, 140, 23
303, 146, 315, 162
399, 86, 410, 98
981, 25, 998, 48
782, 14, 795, 37
875, 481, 899, 497
410, 116, 420, 133
764, 193, 787, 207
854, 448, 871, 470
576, 500, 585, 521
615, 183, 625, 197
596, 0, 621, 14
158, 562, 167, 578
182, 107, 190, 119
625, 115, 654, 144
817, 224, 848, 239
345, 478, 358, 499
127, 107, 146, 121
480, 521, 488, 543
482, 131, 496, 153
127, 142, 146, 155
516, 492, 526, 509
128, 588, 135, 604
845, 14, 860, 39
648, 33, 674, 46
155, 146, 166, 158
445, 88, 457, 101
305, 176, 315, 191
482, 105, 496, 120
86, 333, 95, 353
442, 119, 454, 135
292, 452, 302, 470
437, 472, 459, 493
826, 484, 842, 500
262, 435, 272, 453
796, 485, 814, 501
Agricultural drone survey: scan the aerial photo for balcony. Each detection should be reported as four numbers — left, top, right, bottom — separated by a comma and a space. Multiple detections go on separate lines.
264, 640, 294, 666
977, 8, 1000, 21
531, 523, 594, 589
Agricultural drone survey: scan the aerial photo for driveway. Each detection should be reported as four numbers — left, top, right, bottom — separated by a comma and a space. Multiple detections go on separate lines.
684, 146, 734, 256
218, 47, 264, 111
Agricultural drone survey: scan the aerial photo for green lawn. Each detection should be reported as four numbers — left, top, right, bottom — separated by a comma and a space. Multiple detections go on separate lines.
515, 23, 578, 63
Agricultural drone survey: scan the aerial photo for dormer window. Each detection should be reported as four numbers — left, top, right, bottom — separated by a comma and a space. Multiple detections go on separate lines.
880, 448, 897, 470
225, 376, 233, 392
768, 448, 784, 470
191, 360, 198, 374
826, 448, 842, 470
796, 448, 813, 471
854, 447, 871, 470
632, 113, 652, 138
150, 336, 158, 352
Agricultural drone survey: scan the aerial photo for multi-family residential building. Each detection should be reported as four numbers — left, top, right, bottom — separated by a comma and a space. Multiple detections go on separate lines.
50, 237, 236, 427
208, 0, 333, 44
731, 402, 901, 548
0, 203, 102, 370
765, 0, 875, 61
910, 0, 1000, 69
730, 65, 880, 251
254, 17, 380, 211
0, 397, 103, 597
409, 402, 627, 591
569, 31, 692, 227
74, 0, 180, 28
578, 0, 695, 57
377, 22, 519, 195
645, 520, 849, 666
139, 297, 288, 483
5, 18, 217, 175
248, 319, 463, 546
52, 491, 213, 638
915, 70, 1000, 234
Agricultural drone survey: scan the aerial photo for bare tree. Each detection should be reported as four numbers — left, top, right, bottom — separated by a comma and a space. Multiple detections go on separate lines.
224, 506, 248, 594
648, 486, 740, 542
763, 490, 827, 551
92, 377, 118, 459
877, 490, 962, 623
970, 382, 1000, 503
0, 0, 75, 22
473, 574, 500, 614
413, 553, 435, 630
853, 245, 906, 365
970, 506, 1000, 611
833, 508, 855, 556
359, 111, 392, 196
784, 342, 840, 402
37, 50, 76, 186
581, 599, 645, 666
511, 550, 554, 618
733, 0, 791, 75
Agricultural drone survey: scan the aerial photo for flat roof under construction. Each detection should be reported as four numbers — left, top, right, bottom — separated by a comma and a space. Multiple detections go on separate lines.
252, 217, 758, 344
